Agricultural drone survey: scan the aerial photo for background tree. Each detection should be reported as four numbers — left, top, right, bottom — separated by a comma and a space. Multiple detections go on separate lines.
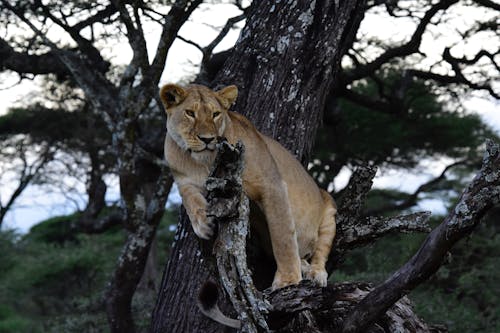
0, 135, 53, 227
0, 1, 185, 331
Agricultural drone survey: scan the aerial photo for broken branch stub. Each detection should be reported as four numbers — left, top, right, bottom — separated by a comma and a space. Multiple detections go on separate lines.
205, 139, 271, 333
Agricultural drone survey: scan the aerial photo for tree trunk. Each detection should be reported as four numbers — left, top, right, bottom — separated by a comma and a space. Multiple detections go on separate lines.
151, 1, 366, 332
106, 161, 173, 333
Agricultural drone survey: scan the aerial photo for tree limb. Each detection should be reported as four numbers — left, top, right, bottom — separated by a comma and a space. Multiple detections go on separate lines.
1, 0, 119, 118
364, 159, 470, 216
33, 0, 110, 73
265, 281, 436, 333
328, 165, 433, 269
0, 37, 69, 77
343, 0, 459, 84
111, 0, 149, 76
337, 165, 377, 220
342, 140, 500, 333
180, 12, 245, 84
205, 140, 271, 332
0, 142, 53, 227
146, 0, 202, 85
203, 14, 246, 59
202, 142, 434, 331
71, 4, 119, 32
473, 0, 500, 11
442, 47, 499, 99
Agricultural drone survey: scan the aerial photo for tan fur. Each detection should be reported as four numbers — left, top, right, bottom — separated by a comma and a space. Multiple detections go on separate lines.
160, 83, 337, 289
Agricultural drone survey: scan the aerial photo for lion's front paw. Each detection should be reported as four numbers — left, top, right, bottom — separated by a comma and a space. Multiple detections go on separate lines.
191, 208, 214, 239
304, 266, 328, 287
271, 270, 302, 290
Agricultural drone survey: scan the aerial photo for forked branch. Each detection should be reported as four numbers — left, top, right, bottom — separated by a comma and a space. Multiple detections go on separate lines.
342, 140, 500, 333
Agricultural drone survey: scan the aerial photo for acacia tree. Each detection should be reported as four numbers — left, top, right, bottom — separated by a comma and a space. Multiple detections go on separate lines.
0, 81, 118, 231
151, 0, 499, 332
0, 1, 188, 332
0, 0, 498, 332
0, 136, 53, 227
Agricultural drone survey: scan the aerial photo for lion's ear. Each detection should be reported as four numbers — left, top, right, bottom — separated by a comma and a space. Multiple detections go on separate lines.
160, 84, 187, 110
216, 85, 238, 109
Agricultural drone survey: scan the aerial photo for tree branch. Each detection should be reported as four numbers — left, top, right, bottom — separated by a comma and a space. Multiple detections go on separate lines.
342, 140, 500, 333
203, 13, 246, 58
344, 0, 459, 84
0, 142, 53, 227
265, 281, 436, 333
205, 140, 271, 332
1, 0, 119, 117
364, 159, 470, 216
147, 0, 203, 85
326, 165, 433, 270
473, 0, 500, 11
336, 212, 431, 250
33, 0, 110, 73
111, 0, 149, 76
0, 37, 69, 77
71, 4, 119, 32
337, 165, 377, 220
442, 47, 499, 99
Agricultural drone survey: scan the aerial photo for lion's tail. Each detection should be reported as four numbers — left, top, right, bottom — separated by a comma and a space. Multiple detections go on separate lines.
198, 281, 241, 329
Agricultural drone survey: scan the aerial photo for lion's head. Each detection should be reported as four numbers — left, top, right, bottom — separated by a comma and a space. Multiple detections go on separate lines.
160, 84, 238, 161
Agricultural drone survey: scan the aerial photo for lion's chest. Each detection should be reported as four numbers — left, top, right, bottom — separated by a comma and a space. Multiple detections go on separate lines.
165, 138, 211, 189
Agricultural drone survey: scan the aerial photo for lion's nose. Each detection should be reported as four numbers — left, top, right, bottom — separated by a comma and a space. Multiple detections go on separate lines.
198, 135, 215, 144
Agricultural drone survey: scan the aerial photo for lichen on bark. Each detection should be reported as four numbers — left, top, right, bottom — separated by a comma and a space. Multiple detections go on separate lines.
205, 140, 271, 332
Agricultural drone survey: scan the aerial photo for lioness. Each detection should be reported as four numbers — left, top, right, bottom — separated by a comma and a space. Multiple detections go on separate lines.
160, 83, 336, 289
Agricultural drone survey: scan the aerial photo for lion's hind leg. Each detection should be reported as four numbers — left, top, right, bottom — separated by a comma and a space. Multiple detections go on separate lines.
304, 190, 336, 287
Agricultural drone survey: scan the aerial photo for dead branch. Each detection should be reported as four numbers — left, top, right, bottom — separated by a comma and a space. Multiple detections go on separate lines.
0, 139, 54, 227
364, 159, 470, 216
330, 165, 431, 269
205, 139, 270, 332
265, 280, 437, 333
342, 140, 500, 333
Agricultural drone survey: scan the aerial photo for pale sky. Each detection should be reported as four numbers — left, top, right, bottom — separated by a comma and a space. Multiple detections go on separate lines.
1, 2, 498, 232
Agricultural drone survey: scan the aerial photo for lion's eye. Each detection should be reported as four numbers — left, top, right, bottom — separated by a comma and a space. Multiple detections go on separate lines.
213, 111, 221, 118
185, 110, 195, 118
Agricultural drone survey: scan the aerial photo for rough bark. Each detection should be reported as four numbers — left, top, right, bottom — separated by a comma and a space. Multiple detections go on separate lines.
153, 142, 499, 333
105, 171, 173, 333
151, 210, 217, 333
207, 140, 270, 333
265, 281, 437, 333
214, 0, 366, 163
199, 141, 433, 333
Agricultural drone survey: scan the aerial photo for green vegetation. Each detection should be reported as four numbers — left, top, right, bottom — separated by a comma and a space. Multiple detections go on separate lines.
0, 209, 178, 333
1, 203, 497, 332
311, 70, 497, 190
